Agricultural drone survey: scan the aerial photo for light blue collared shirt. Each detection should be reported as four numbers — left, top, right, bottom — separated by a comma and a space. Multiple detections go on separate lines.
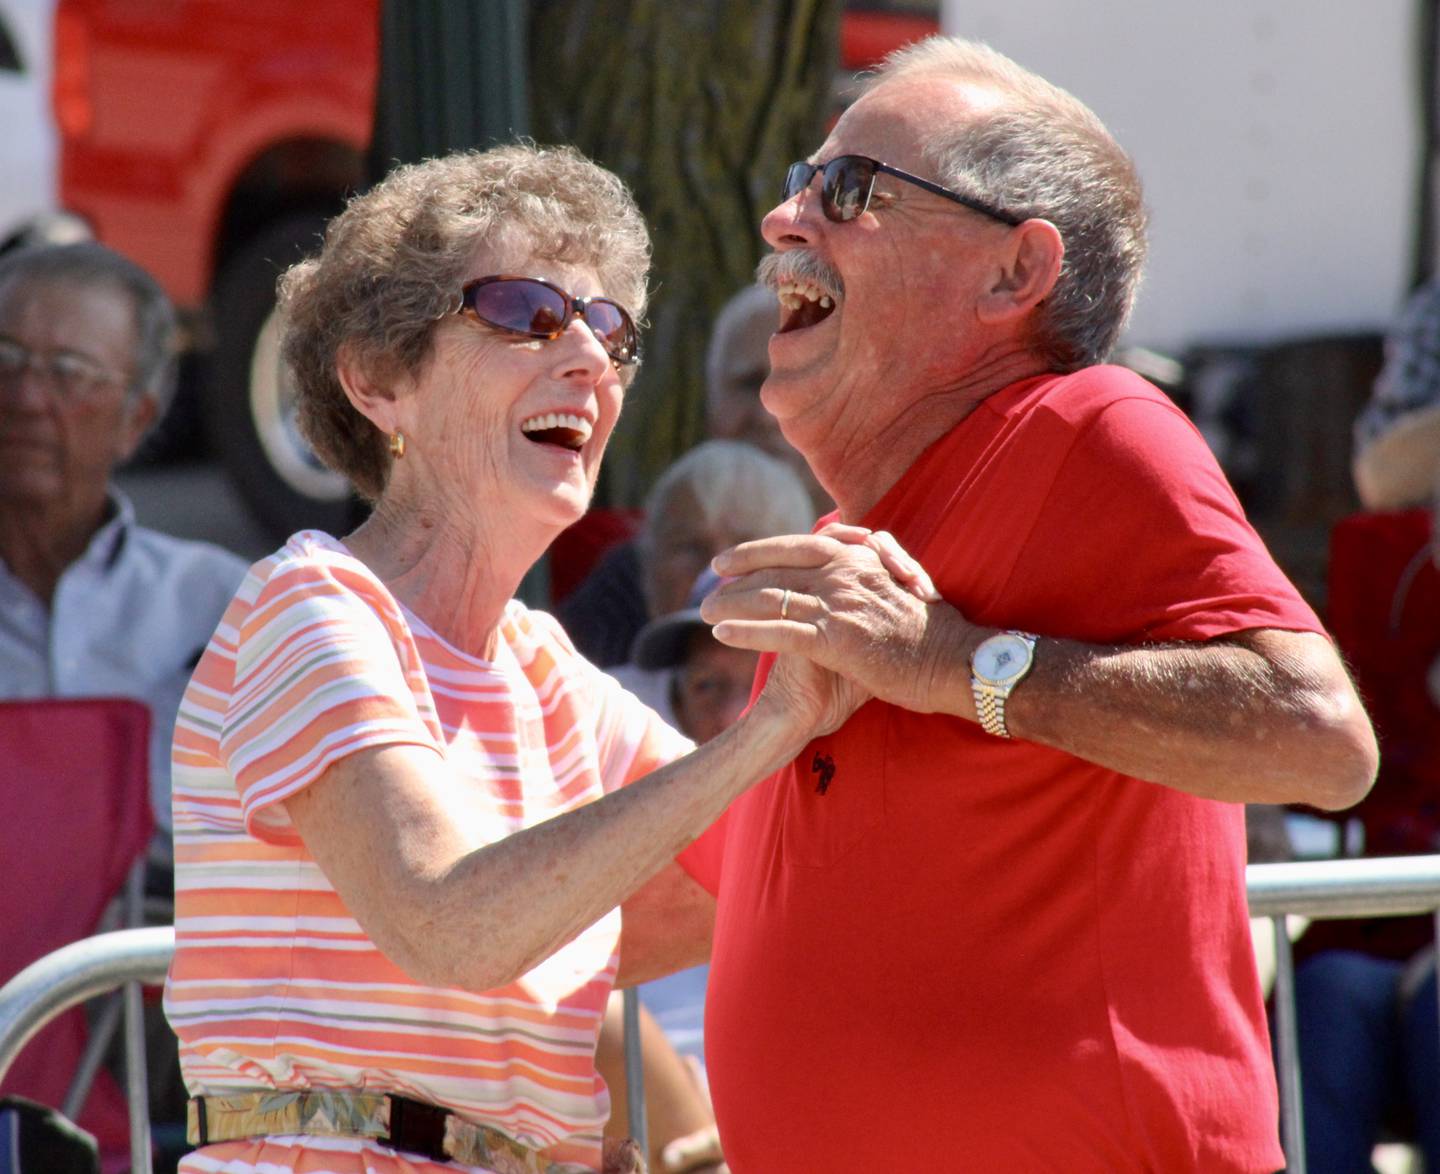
0, 490, 248, 853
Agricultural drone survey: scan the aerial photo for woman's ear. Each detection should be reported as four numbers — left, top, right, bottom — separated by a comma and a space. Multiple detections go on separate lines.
976, 218, 1065, 326
335, 340, 401, 434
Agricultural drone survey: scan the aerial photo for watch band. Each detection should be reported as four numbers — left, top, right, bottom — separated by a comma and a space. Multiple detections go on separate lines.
973, 684, 1012, 739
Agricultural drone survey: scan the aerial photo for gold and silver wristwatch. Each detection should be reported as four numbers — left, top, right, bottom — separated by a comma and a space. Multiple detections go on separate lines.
970, 630, 1038, 739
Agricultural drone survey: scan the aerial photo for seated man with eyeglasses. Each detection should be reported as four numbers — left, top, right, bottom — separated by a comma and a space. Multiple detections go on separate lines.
0, 242, 248, 872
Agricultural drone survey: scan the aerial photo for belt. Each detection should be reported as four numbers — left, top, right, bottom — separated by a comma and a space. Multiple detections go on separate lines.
187, 1089, 621, 1173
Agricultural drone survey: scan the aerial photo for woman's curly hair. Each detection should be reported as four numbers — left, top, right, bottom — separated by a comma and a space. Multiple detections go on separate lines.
278, 143, 652, 500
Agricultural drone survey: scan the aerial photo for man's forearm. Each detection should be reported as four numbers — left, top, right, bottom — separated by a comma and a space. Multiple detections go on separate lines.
704, 532, 1377, 811
926, 620, 1377, 809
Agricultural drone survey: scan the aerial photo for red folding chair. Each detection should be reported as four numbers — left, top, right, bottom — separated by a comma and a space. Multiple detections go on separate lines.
1326, 507, 1440, 847
0, 697, 154, 1167
1298, 509, 1440, 958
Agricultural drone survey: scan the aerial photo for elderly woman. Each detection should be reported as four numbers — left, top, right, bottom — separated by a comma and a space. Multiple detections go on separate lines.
162, 145, 868, 1174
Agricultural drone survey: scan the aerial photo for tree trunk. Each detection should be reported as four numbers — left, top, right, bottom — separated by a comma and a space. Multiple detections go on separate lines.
530, 0, 841, 506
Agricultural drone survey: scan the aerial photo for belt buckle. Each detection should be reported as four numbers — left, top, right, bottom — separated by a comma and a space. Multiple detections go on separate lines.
384, 1094, 451, 1164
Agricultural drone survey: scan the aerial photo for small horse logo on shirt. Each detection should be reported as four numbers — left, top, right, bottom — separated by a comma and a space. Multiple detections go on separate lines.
811, 751, 836, 795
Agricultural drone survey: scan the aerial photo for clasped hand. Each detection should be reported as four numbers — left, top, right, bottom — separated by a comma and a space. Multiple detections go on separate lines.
702, 523, 959, 729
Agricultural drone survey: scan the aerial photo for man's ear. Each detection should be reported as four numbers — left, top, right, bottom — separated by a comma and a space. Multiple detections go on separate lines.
335, 340, 401, 434
115, 392, 159, 464
976, 218, 1064, 326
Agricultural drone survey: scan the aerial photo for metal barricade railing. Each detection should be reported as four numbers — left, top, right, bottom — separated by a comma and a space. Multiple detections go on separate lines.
1249, 854, 1440, 1174
0, 925, 172, 1174
0, 925, 652, 1169
5, 860, 1440, 1173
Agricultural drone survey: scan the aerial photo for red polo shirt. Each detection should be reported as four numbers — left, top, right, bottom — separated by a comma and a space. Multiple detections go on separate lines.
682, 366, 1315, 1172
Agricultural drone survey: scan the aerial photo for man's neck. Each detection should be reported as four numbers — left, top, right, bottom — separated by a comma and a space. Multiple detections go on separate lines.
343, 493, 552, 661
0, 494, 113, 606
812, 354, 1053, 522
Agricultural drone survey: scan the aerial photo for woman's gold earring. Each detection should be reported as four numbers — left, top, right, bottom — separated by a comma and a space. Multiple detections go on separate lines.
389, 432, 406, 459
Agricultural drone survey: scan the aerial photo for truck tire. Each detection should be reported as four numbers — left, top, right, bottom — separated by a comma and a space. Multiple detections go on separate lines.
203, 211, 357, 539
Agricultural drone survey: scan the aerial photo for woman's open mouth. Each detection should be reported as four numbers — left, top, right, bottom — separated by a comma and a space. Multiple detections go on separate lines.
520, 411, 592, 452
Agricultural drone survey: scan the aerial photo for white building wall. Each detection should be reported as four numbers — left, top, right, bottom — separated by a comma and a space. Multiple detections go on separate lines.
939, 1, 1419, 351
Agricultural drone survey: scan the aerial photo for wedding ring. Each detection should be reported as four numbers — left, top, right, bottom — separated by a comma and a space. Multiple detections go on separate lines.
780, 589, 791, 620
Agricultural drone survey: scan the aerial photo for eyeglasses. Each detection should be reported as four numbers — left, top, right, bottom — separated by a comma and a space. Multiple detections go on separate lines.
457, 275, 641, 367
781, 154, 1023, 227
0, 338, 131, 401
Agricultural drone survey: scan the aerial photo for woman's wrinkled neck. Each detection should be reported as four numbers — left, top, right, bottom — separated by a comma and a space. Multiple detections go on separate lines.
343, 491, 553, 660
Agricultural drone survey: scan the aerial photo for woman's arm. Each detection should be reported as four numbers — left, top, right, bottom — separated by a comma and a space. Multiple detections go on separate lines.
1352, 400, 1440, 510
596, 995, 721, 1172
282, 664, 846, 992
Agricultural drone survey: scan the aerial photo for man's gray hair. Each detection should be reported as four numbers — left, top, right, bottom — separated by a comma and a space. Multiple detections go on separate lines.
866, 37, 1148, 371
0, 241, 179, 419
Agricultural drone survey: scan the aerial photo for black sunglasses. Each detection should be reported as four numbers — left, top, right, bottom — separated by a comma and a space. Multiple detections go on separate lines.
457, 275, 641, 366
782, 154, 1022, 227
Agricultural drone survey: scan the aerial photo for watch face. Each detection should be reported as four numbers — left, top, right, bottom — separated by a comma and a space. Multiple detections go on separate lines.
974, 633, 1033, 684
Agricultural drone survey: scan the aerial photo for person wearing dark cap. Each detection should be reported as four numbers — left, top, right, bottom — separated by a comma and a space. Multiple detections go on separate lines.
614, 568, 758, 745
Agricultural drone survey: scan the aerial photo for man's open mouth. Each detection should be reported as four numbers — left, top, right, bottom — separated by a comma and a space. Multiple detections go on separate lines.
776, 279, 838, 334
520, 412, 592, 452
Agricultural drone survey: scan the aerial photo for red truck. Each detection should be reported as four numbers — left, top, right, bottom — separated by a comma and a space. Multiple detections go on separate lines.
21, 1, 936, 534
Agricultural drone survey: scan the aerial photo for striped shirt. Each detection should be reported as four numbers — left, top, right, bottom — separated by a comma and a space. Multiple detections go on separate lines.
164, 532, 690, 1174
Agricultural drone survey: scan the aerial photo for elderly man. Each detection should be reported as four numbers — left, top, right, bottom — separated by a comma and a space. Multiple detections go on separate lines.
688, 37, 1378, 1171
0, 243, 247, 866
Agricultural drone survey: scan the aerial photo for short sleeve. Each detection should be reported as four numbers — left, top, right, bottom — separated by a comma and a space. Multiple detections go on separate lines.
220, 556, 441, 843
594, 668, 694, 791
1008, 395, 1323, 642
542, 612, 694, 790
